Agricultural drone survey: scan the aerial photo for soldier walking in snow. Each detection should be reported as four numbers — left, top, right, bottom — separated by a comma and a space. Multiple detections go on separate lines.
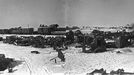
56, 49, 65, 62
50, 48, 65, 63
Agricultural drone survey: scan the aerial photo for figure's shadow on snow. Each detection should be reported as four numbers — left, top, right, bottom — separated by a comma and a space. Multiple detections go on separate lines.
10, 60, 24, 72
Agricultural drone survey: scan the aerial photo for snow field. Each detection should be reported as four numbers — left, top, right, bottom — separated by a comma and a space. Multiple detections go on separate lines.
0, 42, 133, 75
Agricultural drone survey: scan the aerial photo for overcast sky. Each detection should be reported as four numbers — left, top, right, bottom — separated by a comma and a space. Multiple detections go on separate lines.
0, 0, 134, 29
0, 0, 65, 29
66, 0, 134, 27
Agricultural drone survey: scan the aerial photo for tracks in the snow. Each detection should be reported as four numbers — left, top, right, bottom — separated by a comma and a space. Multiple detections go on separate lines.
20, 57, 32, 75
20, 57, 50, 75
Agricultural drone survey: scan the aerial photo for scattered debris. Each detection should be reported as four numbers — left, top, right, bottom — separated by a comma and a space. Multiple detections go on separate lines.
31, 51, 40, 54
110, 68, 125, 74
0, 54, 14, 71
90, 68, 106, 75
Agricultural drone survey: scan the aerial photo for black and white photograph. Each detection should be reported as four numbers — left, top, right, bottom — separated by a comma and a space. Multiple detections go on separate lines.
0, 0, 134, 75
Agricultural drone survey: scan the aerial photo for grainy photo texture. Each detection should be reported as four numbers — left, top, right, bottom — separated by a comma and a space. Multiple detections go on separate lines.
0, 0, 134, 75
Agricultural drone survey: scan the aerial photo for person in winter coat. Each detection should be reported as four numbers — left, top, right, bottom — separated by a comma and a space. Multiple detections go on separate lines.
56, 49, 65, 62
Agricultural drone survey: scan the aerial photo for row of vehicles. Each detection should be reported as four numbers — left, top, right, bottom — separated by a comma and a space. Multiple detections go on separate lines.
0, 24, 77, 35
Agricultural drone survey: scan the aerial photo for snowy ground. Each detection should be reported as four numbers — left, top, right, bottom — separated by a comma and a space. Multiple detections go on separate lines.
0, 42, 134, 75
0, 34, 65, 39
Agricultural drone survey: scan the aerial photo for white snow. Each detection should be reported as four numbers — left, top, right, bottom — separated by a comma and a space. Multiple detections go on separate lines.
0, 42, 133, 75
0, 34, 65, 39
